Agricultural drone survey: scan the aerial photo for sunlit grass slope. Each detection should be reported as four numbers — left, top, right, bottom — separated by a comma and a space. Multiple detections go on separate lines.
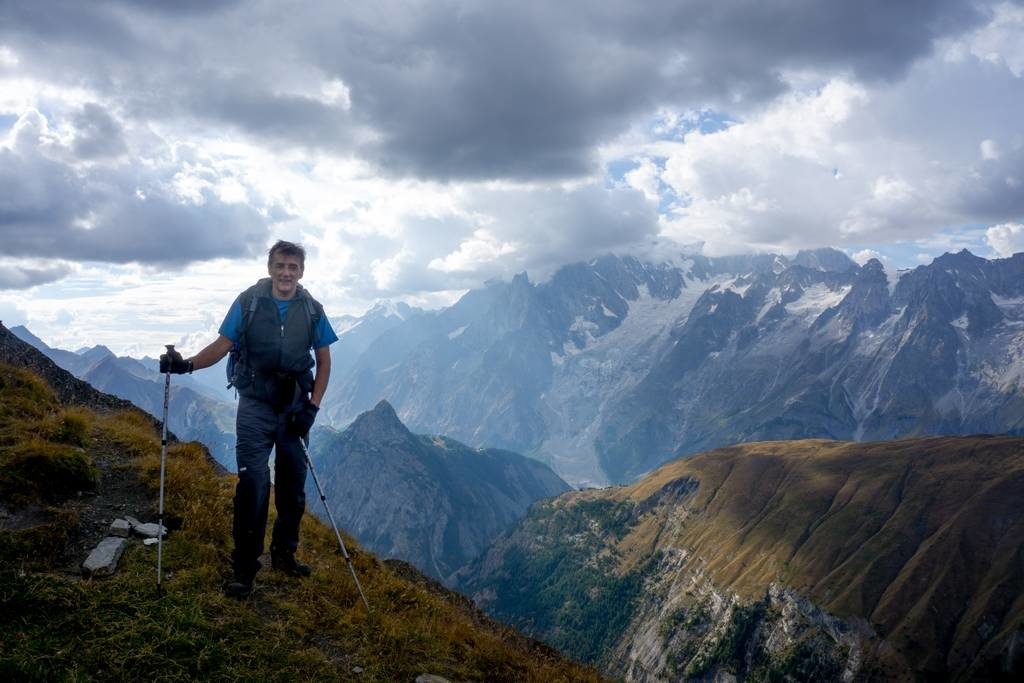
0, 362, 600, 682
464, 436, 1024, 678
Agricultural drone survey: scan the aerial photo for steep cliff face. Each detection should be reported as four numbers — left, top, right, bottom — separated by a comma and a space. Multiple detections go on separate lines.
308, 400, 571, 582
458, 437, 1024, 680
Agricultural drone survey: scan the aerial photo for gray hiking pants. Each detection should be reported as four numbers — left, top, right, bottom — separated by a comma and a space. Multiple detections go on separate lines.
231, 395, 307, 579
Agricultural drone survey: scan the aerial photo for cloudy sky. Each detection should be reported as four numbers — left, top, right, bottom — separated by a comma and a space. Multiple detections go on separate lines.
1, 0, 1022, 355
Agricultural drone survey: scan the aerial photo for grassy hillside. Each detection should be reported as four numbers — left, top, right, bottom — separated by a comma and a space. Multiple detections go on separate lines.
0, 361, 600, 682
461, 437, 1024, 680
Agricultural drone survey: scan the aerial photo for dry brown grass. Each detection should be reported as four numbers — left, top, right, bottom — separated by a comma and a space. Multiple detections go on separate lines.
1, 360, 601, 681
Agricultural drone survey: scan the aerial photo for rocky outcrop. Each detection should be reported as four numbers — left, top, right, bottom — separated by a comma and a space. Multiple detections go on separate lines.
610, 551, 875, 682
307, 400, 570, 583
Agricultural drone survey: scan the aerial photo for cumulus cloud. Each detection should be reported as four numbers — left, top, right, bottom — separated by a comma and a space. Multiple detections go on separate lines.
429, 230, 520, 274
329, 181, 658, 298
640, 25, 1024, 256
851, 249, 884, 266
986, 222, 1024, 256
461, 183, 660, 280
950, 1, 1024, 77
71, 103, 127, 159
0, 109, 269, 265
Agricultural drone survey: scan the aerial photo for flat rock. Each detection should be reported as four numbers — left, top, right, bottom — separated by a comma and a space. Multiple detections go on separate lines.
415, 676, 451, 683
132, 522, 167, 539
82, 537, 129, 577
109, 518, 131, 537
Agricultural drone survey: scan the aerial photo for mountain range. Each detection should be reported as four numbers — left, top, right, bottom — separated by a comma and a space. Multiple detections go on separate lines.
321, 248, 1024, 486
308, 400, 570, 582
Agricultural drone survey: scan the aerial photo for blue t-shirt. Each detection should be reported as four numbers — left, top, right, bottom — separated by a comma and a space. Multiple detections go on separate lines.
218, 297, 338, 349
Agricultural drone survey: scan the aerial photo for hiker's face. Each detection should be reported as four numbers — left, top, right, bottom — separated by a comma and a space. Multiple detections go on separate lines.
268, 254, 304, 299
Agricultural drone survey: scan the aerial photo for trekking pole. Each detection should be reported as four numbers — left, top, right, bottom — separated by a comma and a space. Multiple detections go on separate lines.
156, 344, 173, 594
299, 437, 370, 612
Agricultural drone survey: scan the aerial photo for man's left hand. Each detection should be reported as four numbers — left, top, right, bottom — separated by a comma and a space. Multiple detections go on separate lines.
288, 401, 319, 437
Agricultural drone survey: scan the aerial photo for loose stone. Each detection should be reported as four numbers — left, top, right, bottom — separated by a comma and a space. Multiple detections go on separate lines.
82, 537, 129, 577
132, 522, 167, 539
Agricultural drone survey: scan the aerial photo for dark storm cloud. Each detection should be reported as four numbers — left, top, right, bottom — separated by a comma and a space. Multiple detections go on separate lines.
0, 262, 72, 290
181, 74, 355, 150
0, 0, 992, 181
0, 134, 268, 266
326, 0, 987, 179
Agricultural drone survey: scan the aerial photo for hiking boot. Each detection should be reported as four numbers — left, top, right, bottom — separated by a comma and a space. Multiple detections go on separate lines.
225, 558, 260, 598
271, 553, 312, 577
225, 578, 253, 599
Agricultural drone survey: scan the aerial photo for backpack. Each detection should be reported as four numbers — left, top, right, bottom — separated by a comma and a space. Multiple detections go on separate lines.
226, 280, 322, 392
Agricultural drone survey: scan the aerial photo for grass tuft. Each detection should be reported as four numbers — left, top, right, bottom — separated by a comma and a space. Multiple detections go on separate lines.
94, 410, 161, 459
0, 508, 79, 570
0, 439, 98, 503
50, 408, 93, 447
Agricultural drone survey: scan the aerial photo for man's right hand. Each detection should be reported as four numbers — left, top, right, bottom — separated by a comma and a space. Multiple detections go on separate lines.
159, 348, 192, 374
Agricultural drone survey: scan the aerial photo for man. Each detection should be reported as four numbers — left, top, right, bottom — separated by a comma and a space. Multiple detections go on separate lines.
160, 240, 338, 598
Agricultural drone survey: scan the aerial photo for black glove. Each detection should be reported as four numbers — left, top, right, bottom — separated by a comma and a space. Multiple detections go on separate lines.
288, 401, 318, 437
159, 348, 192, 374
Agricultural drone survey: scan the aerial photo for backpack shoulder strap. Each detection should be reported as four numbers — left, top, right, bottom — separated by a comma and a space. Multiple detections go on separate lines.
238, 279, 271, 342
297, 287, 323, 340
